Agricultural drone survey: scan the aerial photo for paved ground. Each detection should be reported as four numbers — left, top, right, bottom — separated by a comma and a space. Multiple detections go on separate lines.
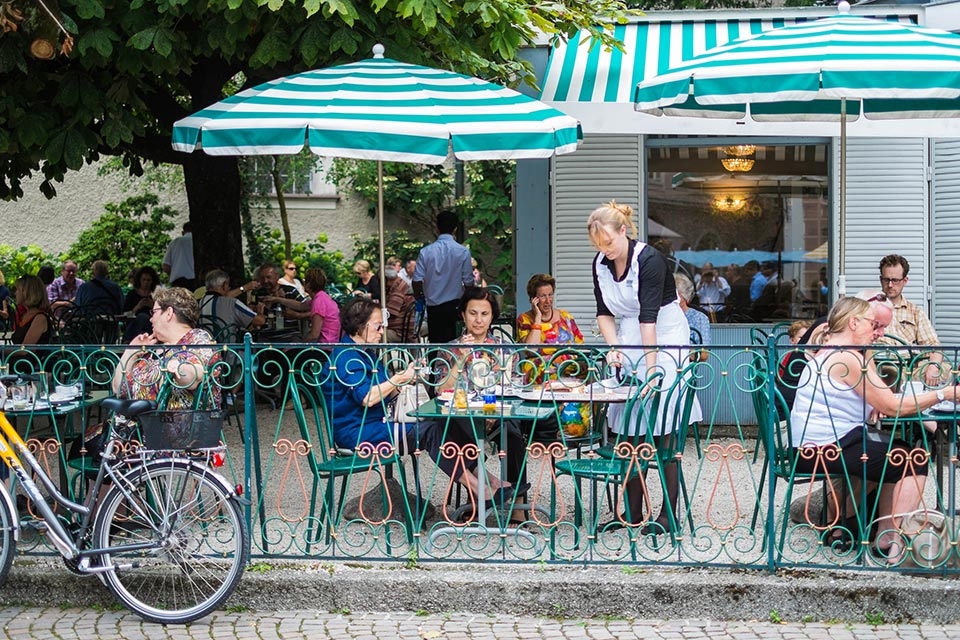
0, 609, 959, 639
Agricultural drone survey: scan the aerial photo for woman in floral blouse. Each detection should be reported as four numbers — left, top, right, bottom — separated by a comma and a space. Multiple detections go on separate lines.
111, 287, 220, 410
516, 273, 584, 383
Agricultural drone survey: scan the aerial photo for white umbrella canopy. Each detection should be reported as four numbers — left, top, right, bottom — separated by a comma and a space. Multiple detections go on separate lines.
635, 1, 960, 294
173, 44, 583, 331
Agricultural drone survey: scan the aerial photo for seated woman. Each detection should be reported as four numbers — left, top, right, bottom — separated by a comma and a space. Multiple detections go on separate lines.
515, 273, 586, 439
122, 266, 161, 342
263, 268, 341, 344
324, 298, 519, 509
790, 297, 958, 563
436, 288, 530, 511
112, 287, 220, 410
11, 275, 52, 345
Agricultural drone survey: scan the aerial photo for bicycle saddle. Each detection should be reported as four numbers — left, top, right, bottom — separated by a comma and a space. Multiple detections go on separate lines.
101, 398, 157, 417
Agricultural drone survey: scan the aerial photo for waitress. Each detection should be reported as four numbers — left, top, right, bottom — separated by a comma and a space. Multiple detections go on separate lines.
587, 200, 698, 531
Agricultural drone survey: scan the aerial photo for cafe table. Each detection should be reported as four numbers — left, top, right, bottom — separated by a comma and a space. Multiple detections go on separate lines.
415, 383, 632, 551
881, 405, 958, 517
3, 389, 111, 499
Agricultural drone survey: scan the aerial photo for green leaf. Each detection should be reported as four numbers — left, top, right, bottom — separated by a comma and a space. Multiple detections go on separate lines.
128, 27, 158, 51
78, 28, 116, 58
16, 115, 49, 149
328, 28, 360, 57
153, 28, 175, 57
324, 0, 359, 23
63, 130, 87, 170
76, 0, 106, 20
55, 73, 81, 108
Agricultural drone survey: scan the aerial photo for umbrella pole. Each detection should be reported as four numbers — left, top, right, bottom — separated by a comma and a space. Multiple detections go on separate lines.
837, 97, 847, 297
378, 160, 388, 343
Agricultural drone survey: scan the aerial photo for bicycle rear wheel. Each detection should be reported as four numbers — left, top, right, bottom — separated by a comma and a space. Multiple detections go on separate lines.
93, 459, 248, 624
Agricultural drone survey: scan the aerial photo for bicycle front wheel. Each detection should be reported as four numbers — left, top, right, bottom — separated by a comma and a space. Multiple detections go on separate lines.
0, 486, 16, 586
93, 460, 248, 624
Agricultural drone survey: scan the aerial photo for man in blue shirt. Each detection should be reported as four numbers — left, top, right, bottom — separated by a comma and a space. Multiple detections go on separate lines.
412, 210, 474, 344
74, 260, 123, 315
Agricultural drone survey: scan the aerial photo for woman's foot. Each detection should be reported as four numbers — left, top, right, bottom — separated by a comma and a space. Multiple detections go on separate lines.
872, 534, 906, 565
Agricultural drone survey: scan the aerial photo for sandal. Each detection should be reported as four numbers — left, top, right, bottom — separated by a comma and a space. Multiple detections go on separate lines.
825, 516, 861, 552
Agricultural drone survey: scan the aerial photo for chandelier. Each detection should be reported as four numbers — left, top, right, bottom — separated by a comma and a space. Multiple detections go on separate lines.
720, 144, 757, 173
720, 157, 755, 172
722, 145, 757, 157
713, 196, 747, 213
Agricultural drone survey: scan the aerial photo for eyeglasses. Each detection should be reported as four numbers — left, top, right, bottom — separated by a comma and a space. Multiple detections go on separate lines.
880, 277, 905, 286
865, 293, 887, 303
150, 306, 163, 317
858, 316, 884, 332
368, 322, 384, 332
285, 266, 296, 271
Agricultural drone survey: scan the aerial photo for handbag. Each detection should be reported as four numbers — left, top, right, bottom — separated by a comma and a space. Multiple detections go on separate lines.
888, 509, 955, 569
391, 382, 429, 425
138, 409, 225, 451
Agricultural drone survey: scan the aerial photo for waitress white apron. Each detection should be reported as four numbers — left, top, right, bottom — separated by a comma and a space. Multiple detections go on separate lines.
595, 248, 702, 436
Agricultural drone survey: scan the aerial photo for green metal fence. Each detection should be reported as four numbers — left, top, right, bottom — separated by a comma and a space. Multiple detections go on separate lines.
2, 335, 956, 573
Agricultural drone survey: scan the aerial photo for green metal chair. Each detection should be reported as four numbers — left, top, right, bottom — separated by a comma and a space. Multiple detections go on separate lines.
551, 370, 665, 534
291, 377, 416, 549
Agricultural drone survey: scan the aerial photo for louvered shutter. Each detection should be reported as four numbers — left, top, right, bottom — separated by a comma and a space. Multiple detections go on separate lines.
552, 134, 643, 334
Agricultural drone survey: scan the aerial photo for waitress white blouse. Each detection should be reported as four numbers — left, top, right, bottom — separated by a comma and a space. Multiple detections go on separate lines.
594, 241, 701, 436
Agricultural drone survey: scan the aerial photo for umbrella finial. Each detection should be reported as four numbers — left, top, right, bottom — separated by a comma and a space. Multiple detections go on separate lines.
373, 43, 385, 59
837, 1, 850, 14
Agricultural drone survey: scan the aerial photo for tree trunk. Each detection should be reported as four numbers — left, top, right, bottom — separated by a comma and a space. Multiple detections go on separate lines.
270, 157, 292, 260
182, 154, 245, 284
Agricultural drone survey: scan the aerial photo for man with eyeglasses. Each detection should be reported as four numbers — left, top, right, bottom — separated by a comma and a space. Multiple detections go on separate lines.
878, 254, 943, 386
47, 260, 84, 316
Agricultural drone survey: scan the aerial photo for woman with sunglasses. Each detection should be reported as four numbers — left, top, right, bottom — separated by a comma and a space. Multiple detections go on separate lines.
324, 298, 515, 505
279, 261, 307, 298
791, 296, 958, 564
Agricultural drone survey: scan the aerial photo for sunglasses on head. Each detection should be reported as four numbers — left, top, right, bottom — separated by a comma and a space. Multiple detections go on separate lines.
866, 293, 887, 303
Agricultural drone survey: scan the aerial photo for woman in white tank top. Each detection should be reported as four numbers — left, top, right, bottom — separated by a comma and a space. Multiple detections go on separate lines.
790, 297, 960, 564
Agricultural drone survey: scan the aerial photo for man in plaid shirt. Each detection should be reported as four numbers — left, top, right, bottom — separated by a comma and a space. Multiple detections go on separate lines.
878, 254, 944, 386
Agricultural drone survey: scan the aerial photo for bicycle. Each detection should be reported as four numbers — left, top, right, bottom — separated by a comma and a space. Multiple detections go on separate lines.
0, 396, 249, 624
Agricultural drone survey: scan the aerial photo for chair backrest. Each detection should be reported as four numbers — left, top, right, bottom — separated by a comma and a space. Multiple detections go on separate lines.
198, 313, 237, 344
609, 370, 666, 448
748, 354, 795, 478
58, 307, 102, 344
652, 362, 700, 459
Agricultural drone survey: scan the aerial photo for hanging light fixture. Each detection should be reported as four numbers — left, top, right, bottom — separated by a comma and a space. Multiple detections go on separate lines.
720, 157, 755, 172
722, 145, 757, 157
713, 195, 747, 213
720, 144, 757, 173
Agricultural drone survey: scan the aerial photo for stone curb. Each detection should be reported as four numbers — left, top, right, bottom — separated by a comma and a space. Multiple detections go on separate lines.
3, 559, 960, 623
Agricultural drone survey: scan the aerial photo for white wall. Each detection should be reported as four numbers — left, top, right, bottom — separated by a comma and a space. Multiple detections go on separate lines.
0, 161, 376, 262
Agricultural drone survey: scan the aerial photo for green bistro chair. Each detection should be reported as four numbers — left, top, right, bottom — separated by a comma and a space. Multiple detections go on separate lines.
593, 363, 699, 539
292, 376, 416, 550
551, 370, 665, 536
748, 358, 848, 561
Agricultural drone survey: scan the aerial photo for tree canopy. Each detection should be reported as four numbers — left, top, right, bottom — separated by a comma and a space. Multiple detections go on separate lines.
1, 0, 631, 280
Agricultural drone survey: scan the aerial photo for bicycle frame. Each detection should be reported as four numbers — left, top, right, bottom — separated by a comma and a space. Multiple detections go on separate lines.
0, 411, 161, 568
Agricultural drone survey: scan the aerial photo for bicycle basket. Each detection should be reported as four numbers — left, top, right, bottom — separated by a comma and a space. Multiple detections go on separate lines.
139, 410, 224, 451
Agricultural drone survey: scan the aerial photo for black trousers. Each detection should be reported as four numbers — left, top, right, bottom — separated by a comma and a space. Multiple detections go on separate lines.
426, 300, 460, 344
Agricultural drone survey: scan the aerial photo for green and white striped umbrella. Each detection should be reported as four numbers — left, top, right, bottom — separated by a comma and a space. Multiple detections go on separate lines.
172, 45, 582, 163
634, 2, 960, 293
173, 44, 581, 339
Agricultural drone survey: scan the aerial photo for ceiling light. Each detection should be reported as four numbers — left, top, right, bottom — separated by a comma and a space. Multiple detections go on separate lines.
720, 157, 755, 172
714, 196, 747, 213
722, 145, 757, 157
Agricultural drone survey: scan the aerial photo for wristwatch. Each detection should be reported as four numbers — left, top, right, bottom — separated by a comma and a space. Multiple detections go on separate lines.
936, 390, 946, 403
239, 286, 245, 292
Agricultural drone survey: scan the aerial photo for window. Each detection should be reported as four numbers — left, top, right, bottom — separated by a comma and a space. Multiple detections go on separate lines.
647, 140, 829, 322
246, 155, 337, 198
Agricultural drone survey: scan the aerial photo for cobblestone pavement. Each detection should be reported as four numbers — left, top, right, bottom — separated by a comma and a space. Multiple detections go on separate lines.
1, 609, 959, 639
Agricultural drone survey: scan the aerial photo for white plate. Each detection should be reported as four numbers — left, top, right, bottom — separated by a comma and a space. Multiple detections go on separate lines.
48, 392, 79, 404
931, 401, 959, 413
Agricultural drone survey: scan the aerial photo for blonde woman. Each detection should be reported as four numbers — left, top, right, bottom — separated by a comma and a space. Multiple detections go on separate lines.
587, 200, 696, 531
790, 296, 958, 564
352, 259, 381, 303
279, 260, 307, 298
